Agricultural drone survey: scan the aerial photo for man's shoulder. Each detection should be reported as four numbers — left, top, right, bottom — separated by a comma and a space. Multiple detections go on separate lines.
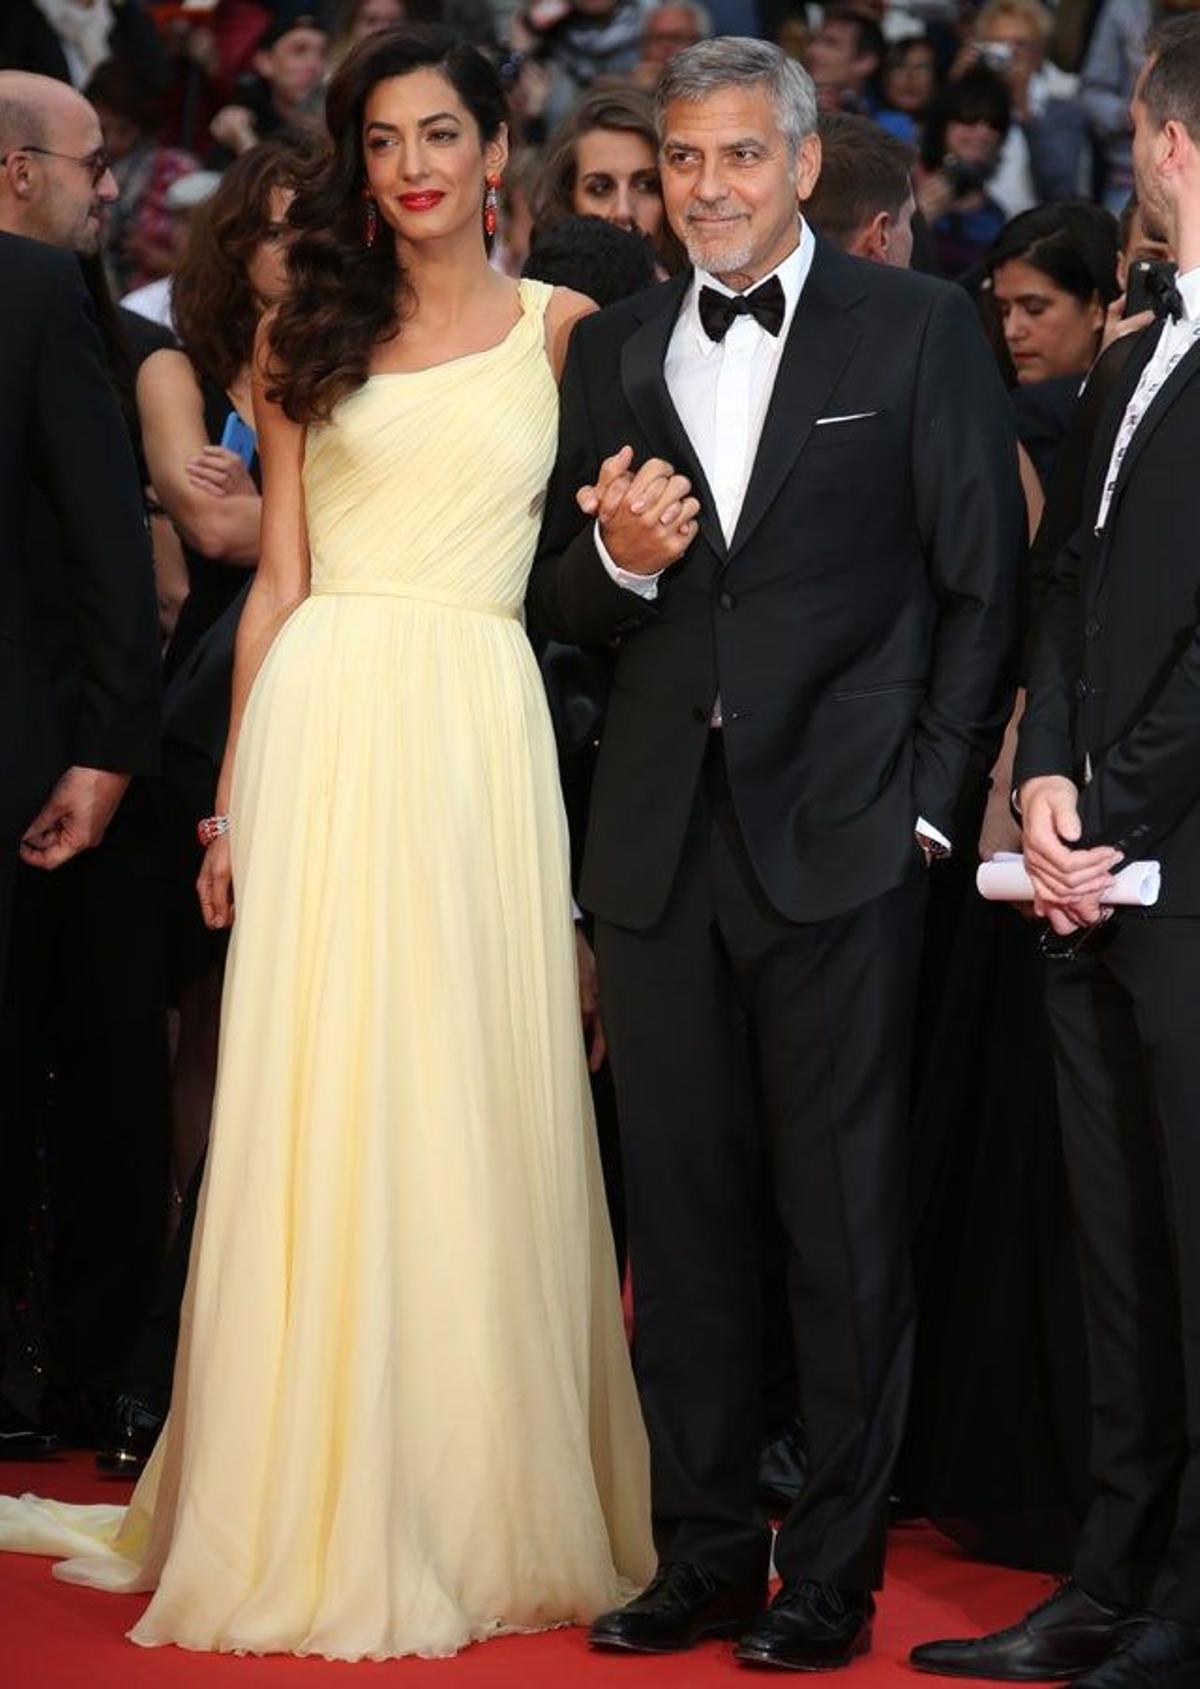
0, 231, 82, 326
572, 274, 686, 352
840, 250, 966, 322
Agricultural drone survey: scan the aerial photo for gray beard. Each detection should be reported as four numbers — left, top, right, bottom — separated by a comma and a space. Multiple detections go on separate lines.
682, 228, 757, 276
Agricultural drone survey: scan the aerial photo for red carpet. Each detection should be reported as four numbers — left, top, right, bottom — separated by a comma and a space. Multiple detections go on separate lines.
1, 1455, 1048, 1687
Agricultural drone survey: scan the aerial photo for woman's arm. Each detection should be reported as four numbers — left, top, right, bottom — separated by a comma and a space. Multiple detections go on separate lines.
545, 286, 597, 384
199, 324, 311, 928
138, 348, 261, 564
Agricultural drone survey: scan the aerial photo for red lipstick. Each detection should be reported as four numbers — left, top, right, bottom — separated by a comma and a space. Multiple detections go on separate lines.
398, 191, 445, 211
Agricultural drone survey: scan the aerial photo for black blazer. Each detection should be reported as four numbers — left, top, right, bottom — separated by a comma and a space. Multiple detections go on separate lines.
1017, 322, 1200, 916
0, 232, 160, 843
528, 237, 1024, 929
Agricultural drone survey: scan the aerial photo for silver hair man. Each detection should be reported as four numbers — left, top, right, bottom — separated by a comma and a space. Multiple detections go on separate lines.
653, 36, 819, 161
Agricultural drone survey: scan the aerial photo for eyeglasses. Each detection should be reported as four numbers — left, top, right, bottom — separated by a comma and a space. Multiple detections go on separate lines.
0, 145, 112, 185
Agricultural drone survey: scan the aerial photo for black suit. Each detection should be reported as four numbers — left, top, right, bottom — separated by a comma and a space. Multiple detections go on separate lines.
529, 236, 1022, 1591
1016, 321, 1200, 1624
0, 233, 162, 1414
0, 233, 160, 960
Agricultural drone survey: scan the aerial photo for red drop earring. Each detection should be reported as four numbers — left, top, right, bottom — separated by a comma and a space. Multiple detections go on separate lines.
484, 172, 501, 239
363, 189, 378, 248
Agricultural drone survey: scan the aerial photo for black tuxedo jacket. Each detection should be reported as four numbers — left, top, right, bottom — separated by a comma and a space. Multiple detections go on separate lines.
528, 237, 1023, 929
0, 232, 160, 844
1017, 321, 1200, 916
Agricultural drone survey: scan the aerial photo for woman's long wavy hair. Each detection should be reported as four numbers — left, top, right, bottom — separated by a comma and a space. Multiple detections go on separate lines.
171, 137, 314, 392
267, 26, 507, 425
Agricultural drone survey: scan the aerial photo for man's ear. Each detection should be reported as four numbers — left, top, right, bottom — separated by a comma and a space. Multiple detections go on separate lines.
252, 48, 272, 82
795, 130, 822, 204
852, 208, 890, 264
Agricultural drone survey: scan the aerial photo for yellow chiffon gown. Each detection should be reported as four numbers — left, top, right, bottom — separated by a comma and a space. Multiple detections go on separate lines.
0, 279, 655, 1659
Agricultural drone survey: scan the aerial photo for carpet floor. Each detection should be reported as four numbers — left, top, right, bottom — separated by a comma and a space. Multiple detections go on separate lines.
0, 1454, 1050, 1687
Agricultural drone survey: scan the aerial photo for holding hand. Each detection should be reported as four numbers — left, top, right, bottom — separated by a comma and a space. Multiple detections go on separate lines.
1019, 774, 1123, 933
577, 445, 700, 577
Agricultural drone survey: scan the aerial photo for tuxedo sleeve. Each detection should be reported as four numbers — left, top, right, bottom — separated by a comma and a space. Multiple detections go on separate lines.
526, 324, 658, 649
1074, 622, 1200, 856
1013, 523, 1085, 792
32, 255, 161, 775
910, 285, 1023, 835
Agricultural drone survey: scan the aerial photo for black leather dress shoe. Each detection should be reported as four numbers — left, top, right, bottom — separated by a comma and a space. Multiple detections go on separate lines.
94, 1393, 164, 1478
1074, 1617, 1200, 1686
735, 1580, 873, 1671
910, 1579, 1133, 1680
590, 1562, 765, 1653
0, 1404, 59, 1460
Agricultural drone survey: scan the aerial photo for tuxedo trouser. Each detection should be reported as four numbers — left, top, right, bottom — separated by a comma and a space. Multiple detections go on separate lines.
596, 736, 922, 1592
1045, 916, 1200, 1624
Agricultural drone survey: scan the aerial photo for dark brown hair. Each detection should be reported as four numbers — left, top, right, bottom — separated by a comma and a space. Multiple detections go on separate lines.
533, 82, 685, 274
804, 111, 914, 248
172, 136, 314, 391
266, 25, 507, 424
1143, 13, 1200, 141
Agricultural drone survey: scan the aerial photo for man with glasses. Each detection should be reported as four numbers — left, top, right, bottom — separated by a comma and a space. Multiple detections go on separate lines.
0, 70, 161, 1459
0, 70, 116, 250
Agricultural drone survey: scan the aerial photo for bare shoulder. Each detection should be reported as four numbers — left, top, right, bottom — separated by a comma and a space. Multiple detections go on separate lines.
544, 286, 599, 384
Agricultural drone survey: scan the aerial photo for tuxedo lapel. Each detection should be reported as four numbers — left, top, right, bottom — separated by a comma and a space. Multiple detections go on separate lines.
619, 273, 727, 561
727, 239, 865, 564
1104, 326, 1200, 525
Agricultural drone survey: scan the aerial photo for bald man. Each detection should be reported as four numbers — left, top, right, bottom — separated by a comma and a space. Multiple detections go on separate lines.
0, 70, 161, 1458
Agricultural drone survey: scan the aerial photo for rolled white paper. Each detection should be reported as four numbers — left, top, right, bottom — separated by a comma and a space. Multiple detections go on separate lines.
976, 852, 1161, 907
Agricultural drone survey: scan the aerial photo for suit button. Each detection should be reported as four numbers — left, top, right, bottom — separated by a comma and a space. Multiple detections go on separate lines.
718, 591, 735, 611
692, 704, 708, 724
1084, 618, 1101, 640
1075, 677, 1091, 701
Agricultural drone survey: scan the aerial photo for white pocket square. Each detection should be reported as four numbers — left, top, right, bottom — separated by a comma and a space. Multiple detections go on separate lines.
814, 411, 879, 426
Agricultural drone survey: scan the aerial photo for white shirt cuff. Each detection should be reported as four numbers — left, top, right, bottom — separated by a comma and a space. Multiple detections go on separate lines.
916, 816, 952, 855
594, 522, 662, 600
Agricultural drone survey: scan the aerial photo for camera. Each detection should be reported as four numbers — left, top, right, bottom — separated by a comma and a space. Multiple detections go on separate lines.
978, 40, 1015, 72
941, 153, 992, 197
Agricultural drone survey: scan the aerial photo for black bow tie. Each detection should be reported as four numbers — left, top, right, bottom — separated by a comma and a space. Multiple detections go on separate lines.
697, 275, 786, 343
1145, 265, 1184, 322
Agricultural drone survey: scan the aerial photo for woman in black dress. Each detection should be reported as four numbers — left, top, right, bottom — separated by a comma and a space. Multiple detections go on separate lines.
136, 137, 308, 1197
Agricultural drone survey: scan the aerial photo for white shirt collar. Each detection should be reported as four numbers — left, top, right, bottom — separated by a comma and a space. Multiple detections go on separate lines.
682, 218, 816, 357
1177, 263, 1200, 324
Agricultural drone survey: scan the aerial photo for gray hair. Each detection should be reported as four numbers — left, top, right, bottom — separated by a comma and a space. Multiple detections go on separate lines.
654, 36, 818, 158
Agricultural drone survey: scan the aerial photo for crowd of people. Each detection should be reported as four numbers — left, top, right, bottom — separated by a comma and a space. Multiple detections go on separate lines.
2, 0, 1200, 1682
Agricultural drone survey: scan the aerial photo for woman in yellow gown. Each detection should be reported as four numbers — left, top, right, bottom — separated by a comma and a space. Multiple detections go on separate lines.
0, 26, 663, 1660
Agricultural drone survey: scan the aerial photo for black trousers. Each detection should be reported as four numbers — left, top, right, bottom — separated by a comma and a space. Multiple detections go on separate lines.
596, 739, 923, 1592
1045, 916, 1200, 1624
0, 783, 170, 1407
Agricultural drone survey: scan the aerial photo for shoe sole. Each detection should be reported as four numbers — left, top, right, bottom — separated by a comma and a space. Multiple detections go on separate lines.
590, 1618, 753, 1654
734, 1624, 872, 1671
910, 1661, 1081, 1681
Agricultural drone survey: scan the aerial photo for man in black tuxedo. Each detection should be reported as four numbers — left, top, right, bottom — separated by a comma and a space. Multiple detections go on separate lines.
913, 19, 1200, 1689
0, 71, 161, 1452
528, 36, 1022, 1673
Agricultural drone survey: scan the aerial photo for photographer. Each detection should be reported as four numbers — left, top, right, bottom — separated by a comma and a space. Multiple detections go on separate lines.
916, 67, 1011, 277
953, 0, 1088, 213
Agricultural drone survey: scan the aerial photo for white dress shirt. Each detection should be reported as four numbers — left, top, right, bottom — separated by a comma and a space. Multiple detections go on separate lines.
600, 222, 813, 593
595, 220, 951, 854
1096, 263, 1200, 533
